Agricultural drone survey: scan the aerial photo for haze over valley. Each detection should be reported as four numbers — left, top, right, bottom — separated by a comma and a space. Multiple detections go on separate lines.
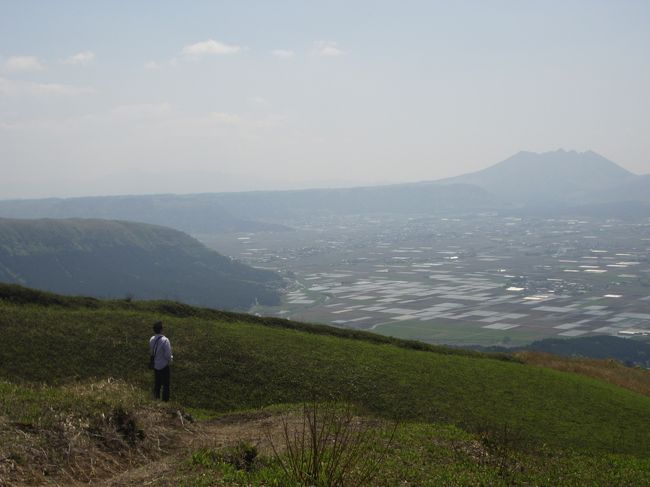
2, 149, 649, 348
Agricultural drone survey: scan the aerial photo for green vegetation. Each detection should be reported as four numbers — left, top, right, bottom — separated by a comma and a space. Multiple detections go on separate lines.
0, 283, 495, 358
264, 402, 394, 487
181, 420, 650, 487
2, 284, 649, 453
2, 284, 650, 485
0, 217, 282, 310
0, 378, 146, 426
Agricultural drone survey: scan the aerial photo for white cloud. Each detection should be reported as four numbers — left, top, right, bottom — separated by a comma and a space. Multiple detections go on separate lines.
0, 76, 93, 96
314, 41, 345, 57
272, 49, 295, 59
4, 55, 44, 73
111, 103, 172, 119
144, 61, 161, 70
63, 51, 95, 65
181, 39, 242, 60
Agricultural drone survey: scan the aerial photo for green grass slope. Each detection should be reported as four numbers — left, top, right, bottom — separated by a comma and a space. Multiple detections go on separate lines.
1, 285, 650, 458
4, 381, 649, 486
0, 217, 282, 310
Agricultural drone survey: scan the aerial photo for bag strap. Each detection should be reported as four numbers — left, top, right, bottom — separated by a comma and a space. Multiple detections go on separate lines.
152, 335, 163, 358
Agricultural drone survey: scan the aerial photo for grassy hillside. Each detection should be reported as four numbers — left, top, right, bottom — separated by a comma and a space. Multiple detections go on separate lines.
4, 381, 649, 486
2, 285, 650, 460
0, 218, 282, 310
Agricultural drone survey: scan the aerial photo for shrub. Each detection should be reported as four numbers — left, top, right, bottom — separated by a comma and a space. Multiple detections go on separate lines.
266, 402, 396, 487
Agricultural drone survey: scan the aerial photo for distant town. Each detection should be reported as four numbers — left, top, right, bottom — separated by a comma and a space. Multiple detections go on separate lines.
202, 214, 650, 347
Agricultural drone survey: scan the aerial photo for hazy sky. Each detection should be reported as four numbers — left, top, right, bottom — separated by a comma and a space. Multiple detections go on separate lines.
1, 1, 649, 198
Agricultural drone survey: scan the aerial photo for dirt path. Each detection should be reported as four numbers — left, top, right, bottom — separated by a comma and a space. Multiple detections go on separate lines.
97, 412, 299, 487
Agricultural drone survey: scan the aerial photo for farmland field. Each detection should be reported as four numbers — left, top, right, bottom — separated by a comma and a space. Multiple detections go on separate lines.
199, 213, 650, 347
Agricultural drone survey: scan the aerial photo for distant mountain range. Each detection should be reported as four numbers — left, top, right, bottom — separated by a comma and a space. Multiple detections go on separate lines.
0, 183, 501, 229
0, 150, 648, 225
0, 218, 282, 310
0, 194, 291, 234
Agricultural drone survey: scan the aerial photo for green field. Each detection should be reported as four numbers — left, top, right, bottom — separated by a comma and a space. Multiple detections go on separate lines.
3, 378, 650, 486
2, 284, 650, 485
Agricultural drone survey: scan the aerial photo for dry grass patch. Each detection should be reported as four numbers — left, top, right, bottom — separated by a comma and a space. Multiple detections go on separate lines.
516, 351, 650, 397
0, 379, 190, 486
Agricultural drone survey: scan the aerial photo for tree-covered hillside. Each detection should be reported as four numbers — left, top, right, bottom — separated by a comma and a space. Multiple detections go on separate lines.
0, 218, 282, 310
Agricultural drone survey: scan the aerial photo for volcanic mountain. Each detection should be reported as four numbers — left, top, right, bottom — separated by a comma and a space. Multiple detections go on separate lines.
435, 149, 639, 206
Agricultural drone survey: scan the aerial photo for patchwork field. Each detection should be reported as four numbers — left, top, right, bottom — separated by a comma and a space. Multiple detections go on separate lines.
200, 214, 650, 347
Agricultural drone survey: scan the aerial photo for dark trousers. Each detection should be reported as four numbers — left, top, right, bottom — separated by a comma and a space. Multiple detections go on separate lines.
154, 366, 170, 402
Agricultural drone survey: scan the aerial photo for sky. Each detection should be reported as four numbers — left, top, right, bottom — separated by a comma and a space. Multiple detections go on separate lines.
1, 0, 649, 199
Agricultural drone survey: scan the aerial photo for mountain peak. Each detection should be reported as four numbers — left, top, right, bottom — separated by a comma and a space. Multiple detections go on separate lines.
442, 149, 637, 205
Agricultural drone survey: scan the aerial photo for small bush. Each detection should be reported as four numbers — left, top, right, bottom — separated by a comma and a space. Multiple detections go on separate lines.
266, 402, 396, 487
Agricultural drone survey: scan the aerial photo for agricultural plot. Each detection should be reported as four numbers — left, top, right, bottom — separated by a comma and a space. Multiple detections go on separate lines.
200, 214, 650, 347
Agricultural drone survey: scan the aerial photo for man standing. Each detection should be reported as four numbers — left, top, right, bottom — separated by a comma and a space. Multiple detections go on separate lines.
149, 321, 173, 402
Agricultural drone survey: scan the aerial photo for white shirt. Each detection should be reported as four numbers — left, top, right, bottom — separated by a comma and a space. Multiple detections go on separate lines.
149, 334, 173, 370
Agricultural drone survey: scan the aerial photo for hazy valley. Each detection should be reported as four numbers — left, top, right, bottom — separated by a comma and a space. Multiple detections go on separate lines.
4, 150, 648, 348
